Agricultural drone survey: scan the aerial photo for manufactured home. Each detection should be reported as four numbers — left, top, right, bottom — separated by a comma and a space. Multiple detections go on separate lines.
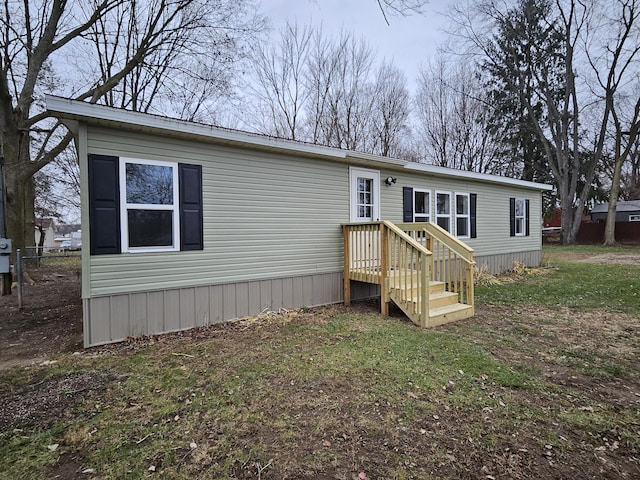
46, 96, 553, 347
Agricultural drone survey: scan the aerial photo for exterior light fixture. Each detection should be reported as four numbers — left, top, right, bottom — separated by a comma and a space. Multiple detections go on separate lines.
385, 176, 396, 186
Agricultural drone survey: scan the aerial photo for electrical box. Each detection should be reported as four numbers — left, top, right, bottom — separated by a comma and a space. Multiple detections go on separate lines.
0, 238, 10, 254
0, 255, 8, 273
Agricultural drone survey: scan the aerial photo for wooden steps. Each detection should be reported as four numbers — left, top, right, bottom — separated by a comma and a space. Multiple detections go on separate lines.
388, 279, 474, 327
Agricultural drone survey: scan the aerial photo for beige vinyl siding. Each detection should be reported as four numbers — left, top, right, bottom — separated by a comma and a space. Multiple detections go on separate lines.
379, 169, 543, 256
85, 126, 349, 297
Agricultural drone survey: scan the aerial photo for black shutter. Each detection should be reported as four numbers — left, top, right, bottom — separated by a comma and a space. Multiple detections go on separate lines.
509, 197, 516, 237
470, 193, 477, 238
525, 199, 530, 236
403, 187, 414, 222
179, 163, 203, 251
88, 154, 121, 255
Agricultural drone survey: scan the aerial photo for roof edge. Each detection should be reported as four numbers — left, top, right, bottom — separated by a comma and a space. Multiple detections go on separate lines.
404, 162, 554, 191
45, 95, 347, 160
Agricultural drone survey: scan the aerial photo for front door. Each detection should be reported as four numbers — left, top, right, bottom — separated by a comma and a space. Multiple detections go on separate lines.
348, 167, 381, 270
349, 167, 380, 222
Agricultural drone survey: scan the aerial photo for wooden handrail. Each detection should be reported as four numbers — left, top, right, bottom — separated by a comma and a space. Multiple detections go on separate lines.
396, 222, 474, 264
343, 220, 475, 324
381, 221, 432, 256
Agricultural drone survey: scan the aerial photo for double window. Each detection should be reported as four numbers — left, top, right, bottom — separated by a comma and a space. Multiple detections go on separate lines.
403, 187, 477, 239
88, 154, 203, 255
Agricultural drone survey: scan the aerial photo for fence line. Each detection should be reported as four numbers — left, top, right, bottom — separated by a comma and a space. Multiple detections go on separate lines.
15, 247, 81, 309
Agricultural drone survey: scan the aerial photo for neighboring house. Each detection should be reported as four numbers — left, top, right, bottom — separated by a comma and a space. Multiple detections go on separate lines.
35, 218, 57, 251
46, 95, 552, 347
590, 200, 640, 223
55, 224, 82, 249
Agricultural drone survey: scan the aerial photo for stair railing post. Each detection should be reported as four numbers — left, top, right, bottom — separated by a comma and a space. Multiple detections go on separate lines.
420, 251, 429, 328
380, 222, 389, 316
343, 226, 351, 306
466, 262, 475, 307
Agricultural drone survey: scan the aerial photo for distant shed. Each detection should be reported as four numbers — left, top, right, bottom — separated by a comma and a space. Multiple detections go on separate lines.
590, 200, 640, 223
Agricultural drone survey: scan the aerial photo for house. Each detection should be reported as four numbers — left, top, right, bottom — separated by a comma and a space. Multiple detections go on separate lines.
35, 218, 57, 251
46, 95, 552, 347
590, 200, 640, 223
54, 224, 82, 249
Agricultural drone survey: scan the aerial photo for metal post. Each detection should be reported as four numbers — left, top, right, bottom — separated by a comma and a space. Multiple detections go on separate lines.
16, 249, 22, 309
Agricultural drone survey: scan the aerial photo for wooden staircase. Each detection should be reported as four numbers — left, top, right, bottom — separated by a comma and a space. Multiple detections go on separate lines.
343, 221, 475, 328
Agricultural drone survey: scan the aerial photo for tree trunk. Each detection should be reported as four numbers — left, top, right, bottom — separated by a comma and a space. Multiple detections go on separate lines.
603, 156, 624, 246
3, 129, 36, 255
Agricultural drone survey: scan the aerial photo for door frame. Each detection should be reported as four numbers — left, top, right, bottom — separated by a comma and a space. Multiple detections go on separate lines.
349, 166, 381, 222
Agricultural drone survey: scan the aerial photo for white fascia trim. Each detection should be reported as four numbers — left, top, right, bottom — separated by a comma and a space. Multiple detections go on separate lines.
404, 162, 554, 191
346, 151, 408, 167
45, 95, 347, 160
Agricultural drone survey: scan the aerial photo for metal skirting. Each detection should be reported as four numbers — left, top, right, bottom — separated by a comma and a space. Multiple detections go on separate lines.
82, 272, 377, 347
474, 250, 542, 275
82, 250, 540, 347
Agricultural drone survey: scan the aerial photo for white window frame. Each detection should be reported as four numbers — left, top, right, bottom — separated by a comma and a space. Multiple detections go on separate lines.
435, 191, 452, 232
349, 167, 380, 222
119, 157, 180, 253
413, 189, 431, 223
515, 198, 526, 236
455, 192, 470, 239
629, 214, 640, 222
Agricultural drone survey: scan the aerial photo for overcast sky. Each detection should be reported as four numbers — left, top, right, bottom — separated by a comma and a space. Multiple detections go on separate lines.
261, 0, 455, 92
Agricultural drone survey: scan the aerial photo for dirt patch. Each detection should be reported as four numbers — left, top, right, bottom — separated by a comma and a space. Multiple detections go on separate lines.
0, 265, 83, 370
0, 371, 111, 430
577, 253, 640, 265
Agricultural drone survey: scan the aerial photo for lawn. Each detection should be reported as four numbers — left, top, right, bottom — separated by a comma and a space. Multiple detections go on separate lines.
0, 246, 638, 479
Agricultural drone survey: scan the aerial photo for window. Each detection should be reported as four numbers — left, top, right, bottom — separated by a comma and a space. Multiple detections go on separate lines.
514, 198, 526, 236
121, 158, 179, 252
358, 177, 374, 220
436, 191, 451, 231
88, 154, 203, 255
510, 197, 530, 237
413, 189, 430, 222
404, 188, 477, 238
455, 193, 470, 238
630, 215, 640, 222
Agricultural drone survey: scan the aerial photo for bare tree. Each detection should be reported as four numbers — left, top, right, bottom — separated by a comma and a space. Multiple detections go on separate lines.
371, 62, 411, 156
377, 0, 429, 24
586, 0, 640, 245
415, 55, 500, 171
457, 0, 640, 244
0, 0, 263, 268
249, 22, 313, 140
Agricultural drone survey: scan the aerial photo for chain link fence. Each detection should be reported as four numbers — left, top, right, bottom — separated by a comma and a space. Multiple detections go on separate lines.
16, 246, 81, 308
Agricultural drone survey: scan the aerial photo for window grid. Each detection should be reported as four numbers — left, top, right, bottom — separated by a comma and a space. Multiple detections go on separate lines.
357, 177, 374, 219
515, 198, 526, 236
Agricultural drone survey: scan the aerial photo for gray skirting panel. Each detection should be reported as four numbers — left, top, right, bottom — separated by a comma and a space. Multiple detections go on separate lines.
82, 250, 539, 347
474, 250, 542, 274
83, 271, 378, 347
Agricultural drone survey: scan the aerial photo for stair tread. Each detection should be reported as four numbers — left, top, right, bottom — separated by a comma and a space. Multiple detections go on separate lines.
429, 303, 473, 315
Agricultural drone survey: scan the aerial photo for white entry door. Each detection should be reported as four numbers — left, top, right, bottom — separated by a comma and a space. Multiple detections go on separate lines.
348, 167, 381, 270
349, 167, 380, 222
